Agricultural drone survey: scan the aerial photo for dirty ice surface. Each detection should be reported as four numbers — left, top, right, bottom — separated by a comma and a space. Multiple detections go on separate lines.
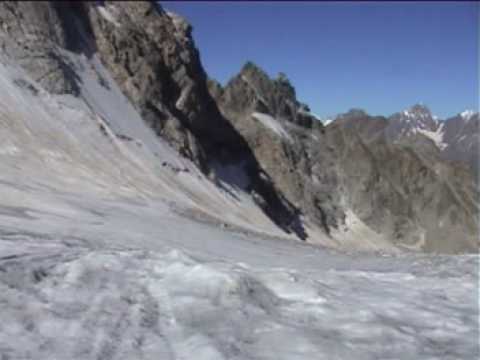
0, 192, 478, 360
0, 53, 478, 359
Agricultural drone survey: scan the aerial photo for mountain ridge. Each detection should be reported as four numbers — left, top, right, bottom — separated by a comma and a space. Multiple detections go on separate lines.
328, 103, 479, 179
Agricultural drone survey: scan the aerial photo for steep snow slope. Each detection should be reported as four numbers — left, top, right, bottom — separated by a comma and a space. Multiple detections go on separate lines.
0, 53, 289, 239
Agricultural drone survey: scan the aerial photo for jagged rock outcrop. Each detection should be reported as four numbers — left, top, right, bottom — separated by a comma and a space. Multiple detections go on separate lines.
215, 62, 322, 130
210, 63, 343, 236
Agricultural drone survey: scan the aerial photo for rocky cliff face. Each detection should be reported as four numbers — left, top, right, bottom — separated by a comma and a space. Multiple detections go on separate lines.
0, 2, 84, 94
327, 106, 479, 251
210, 63, 344, 237
326, 118, 479, 253
84, 2, 237, 166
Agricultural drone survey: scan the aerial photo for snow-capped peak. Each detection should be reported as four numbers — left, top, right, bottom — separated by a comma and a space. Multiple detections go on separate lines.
460, 109, 476, 121
397, 104, 438, 132
402, 104, 432, 119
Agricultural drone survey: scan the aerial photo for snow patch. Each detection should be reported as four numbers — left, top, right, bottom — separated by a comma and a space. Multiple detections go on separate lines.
252, 112, 292, 141
461, 109, 476, 121
96, 5, 120, 27
417, 122, 447, 150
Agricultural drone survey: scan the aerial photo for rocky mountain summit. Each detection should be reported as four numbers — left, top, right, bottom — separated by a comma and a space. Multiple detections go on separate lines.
210, 63, 342, 239
0, 1, 477, 253
387, 104, 439, 141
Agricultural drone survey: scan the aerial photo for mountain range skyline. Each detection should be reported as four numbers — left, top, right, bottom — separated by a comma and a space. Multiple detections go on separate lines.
214, 59, 478, 122
163, 1, 478, 120
324, 101, 478, 123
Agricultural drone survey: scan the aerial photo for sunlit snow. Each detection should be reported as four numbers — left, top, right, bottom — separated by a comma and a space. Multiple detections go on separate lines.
417, 122, 447, 150
461, 109, 477, 121
96, 4, 120, 27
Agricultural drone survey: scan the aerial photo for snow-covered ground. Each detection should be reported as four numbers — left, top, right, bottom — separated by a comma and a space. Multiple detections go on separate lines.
0, 50, 478, 359
0, 189, 478, 360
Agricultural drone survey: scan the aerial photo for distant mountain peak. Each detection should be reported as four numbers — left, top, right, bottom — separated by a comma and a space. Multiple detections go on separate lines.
240, 61, 266, 77
342, 108, 369, 118
460, 109, 477, 121
402, 103, 432, 119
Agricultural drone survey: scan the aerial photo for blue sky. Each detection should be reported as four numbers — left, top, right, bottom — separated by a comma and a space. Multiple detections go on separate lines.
163, 1, 478, 119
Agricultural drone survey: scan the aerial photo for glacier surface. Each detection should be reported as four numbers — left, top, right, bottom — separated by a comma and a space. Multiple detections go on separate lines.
0, 192, 478, 360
